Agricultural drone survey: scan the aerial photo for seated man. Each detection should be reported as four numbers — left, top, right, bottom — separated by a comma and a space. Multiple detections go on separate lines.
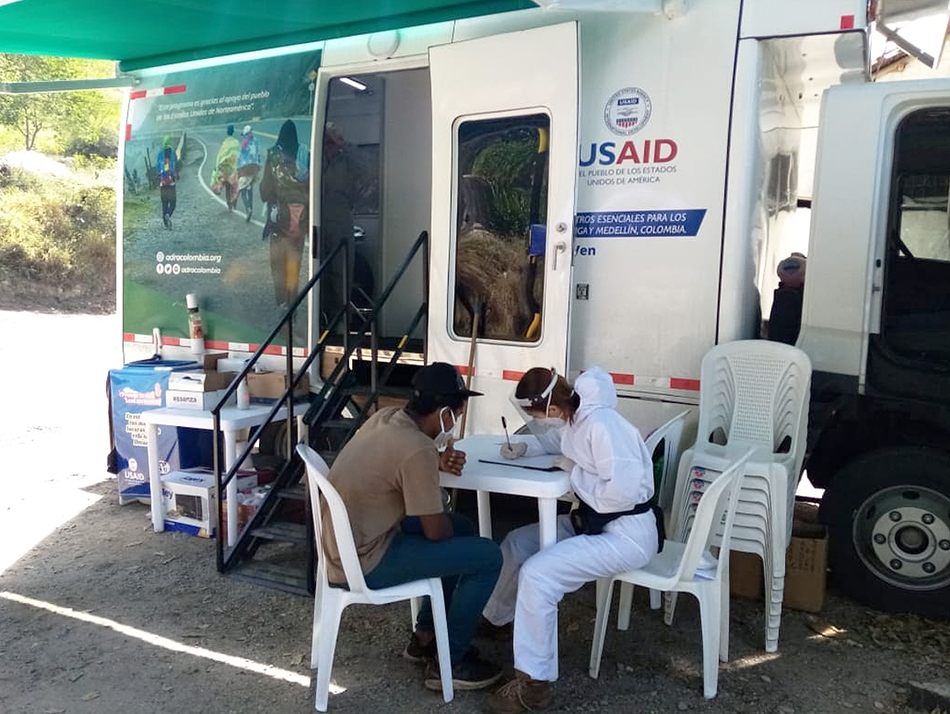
322, 362, 503, 691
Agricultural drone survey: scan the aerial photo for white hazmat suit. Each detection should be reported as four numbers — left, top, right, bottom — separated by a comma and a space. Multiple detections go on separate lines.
482, 367, 658, 681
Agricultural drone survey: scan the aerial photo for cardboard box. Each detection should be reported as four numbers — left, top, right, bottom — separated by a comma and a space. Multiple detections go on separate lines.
167, 370, 237, 392
730, 550, 764, 600
166, 388, 233, 410
162, 469, 217, 538
202, 352, 229, 371
783, 523, 829, 613
247, 371, 310, 400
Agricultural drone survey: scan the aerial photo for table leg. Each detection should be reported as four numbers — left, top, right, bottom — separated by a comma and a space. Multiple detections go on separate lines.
224, 429, 239, 547
538, 497, 558, 549
146, 422, 164, 532
476, 490, 492, 539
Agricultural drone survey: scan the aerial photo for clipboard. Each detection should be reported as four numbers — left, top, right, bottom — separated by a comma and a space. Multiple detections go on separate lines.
478, 458, 561, 472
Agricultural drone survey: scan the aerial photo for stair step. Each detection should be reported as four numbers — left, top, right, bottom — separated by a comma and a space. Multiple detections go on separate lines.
277, 483, 307, 501
319, 418, 360, 429
229, 560, 310, 596
340, 385, 415, 399
249, 521, 309, 544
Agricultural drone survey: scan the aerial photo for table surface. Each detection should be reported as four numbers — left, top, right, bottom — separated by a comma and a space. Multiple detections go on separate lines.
140, 403, 298, 429
439, 434, 571, 498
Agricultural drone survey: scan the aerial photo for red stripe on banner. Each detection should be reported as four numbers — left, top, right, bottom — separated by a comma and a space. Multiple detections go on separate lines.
502, 370, 524, 382
163, 84, 187, 95
610, 372, 635, 386
205, 340, 229, 351
129, 89, 147, 100
670, 377, 701, 391
123, 333, 136, 342
125, 124, 132, 142
840, 14, 855, 29
455, 365, 474, 377
263, 344, 284, 356
163, 337, 181, 347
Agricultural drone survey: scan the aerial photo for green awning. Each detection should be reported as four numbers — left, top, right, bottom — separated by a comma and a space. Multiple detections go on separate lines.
0, 0, 536, 71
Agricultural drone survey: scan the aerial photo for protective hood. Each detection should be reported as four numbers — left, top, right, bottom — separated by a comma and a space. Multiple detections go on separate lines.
574, 367, 617, 421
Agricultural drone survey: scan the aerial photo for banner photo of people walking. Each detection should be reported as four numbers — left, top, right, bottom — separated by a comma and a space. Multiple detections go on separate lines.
122, 51, 319, 349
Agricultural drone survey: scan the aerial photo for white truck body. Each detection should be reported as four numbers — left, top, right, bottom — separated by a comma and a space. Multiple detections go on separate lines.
120, 0, 950, 614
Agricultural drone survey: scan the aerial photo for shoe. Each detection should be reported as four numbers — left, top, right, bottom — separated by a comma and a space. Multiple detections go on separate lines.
486, 671, 553, 714
162, 214, 170, 229
403, 631, 436, 664
477, 617, 513, 641
166, 216, 173, 230
424, 648, 502, 692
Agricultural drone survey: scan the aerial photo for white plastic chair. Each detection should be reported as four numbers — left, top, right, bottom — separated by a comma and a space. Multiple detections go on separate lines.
588, 449, 753, 699
297, 444, 454, 710
667, 340, 811, 652
616, 409, 691, 619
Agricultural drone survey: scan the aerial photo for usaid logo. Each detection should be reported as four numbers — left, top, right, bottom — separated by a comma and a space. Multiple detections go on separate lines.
604, 87, 651, 136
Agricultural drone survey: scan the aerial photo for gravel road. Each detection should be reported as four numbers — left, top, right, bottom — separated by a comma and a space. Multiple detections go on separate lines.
0, 310, 947, 714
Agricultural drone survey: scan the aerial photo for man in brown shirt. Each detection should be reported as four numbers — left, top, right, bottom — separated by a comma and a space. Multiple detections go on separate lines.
323, 362, 503, 691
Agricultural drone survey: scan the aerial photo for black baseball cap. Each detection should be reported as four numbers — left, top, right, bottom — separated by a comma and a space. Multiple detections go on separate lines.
411, 362, 483, 403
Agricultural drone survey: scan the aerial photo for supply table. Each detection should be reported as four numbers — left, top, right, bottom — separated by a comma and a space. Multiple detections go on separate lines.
142, 403, 306, 546
439, 434, 572, 548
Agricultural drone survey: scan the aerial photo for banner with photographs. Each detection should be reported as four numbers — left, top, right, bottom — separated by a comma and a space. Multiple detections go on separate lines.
122, 50, 320, 349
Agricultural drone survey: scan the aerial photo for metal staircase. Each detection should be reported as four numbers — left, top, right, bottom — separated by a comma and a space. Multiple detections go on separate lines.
210, 231, 429, 595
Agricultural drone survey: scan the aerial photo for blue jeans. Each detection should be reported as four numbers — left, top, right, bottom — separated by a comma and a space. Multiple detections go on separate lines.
364, 513, 502, 664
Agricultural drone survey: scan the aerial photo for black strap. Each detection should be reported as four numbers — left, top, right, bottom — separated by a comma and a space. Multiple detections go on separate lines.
571, 498, 665, 552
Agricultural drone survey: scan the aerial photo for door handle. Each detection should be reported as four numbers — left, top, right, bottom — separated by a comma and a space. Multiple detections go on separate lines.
552, 241, 567, 270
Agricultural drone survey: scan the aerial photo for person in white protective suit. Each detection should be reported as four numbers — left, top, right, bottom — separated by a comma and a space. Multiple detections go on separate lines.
485, 366, 661, 714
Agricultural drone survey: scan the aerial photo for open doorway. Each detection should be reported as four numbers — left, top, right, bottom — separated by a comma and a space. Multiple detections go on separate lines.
317, 68, 431, 352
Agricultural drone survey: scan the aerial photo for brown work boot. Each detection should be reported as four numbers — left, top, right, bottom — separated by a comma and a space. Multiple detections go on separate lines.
486, 671, 552, 713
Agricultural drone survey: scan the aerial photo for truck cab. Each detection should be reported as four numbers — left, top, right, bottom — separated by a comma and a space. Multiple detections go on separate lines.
801, 79, 950, 616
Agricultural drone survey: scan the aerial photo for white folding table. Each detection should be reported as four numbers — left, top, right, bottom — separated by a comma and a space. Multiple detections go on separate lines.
142, 403, 306, 546
439, 434, 572, 549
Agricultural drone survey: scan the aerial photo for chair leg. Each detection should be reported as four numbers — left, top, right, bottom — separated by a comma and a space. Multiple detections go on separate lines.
616, 582, 633, 630
311, 580, 324, 669
664, 591, 678, 626
588, 577, 615, 679
410, 597, 421, 631
649, 588, 662, 611
315, 593, 344, 712
427, 580, 454, 703
719, 573, 731, 662
697, 588, 721, 699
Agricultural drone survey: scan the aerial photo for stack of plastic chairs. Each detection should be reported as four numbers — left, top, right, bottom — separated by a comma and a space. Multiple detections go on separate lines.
666, 340, 811, 653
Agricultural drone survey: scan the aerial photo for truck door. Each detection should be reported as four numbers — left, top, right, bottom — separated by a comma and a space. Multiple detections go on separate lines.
427, 22, 578, 434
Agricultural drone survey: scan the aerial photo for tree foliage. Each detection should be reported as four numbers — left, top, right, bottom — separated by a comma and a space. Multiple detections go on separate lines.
0, 54, 120, 154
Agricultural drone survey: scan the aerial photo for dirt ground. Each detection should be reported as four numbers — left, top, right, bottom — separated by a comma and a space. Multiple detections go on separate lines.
1, 309, 949, 714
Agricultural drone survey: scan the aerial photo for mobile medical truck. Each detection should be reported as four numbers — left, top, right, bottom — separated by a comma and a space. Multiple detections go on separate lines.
115, 0, 950, 615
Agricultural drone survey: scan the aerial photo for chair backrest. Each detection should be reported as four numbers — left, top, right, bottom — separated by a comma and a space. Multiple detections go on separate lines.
297, 443, 370, 594
644, 409, 690, 508
673, 449, 754, 583
696, 340, 811, 465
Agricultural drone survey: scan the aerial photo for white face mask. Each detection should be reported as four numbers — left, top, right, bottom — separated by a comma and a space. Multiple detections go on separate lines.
433, 407, 457, 449
537, 416, 566, 429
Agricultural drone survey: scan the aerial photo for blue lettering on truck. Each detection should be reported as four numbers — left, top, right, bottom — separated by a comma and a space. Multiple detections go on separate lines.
573, 209, 706, 238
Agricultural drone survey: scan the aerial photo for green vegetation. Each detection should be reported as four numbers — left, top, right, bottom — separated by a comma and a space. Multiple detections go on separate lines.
0, 54, 121, 311
0, 54, 120, 155
0, 165, 115, 305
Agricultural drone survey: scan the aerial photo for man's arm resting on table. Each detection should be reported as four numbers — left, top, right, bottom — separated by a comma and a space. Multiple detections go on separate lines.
419, 512, 454, 541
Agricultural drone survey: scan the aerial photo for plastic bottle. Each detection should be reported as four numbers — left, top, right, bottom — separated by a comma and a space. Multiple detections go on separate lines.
236, 376, 250, 410
186, 293, 205, 355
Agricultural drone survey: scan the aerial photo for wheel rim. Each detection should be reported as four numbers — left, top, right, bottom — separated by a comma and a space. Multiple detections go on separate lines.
853, 485, 950, 591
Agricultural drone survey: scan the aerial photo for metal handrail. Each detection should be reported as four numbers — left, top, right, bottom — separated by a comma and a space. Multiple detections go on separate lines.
216, 231, 430, 573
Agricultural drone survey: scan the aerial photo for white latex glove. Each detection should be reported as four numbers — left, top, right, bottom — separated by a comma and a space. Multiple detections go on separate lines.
500, 442, 528, 459
553, 455, 576, 472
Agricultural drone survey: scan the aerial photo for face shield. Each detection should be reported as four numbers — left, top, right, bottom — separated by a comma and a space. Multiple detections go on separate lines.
508, 367, 563, 437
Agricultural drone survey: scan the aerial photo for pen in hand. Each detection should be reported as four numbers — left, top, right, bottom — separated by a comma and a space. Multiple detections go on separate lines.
501, 416, 512, 450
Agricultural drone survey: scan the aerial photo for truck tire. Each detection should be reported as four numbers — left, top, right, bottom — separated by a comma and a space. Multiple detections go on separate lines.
822, 447, 950, 617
